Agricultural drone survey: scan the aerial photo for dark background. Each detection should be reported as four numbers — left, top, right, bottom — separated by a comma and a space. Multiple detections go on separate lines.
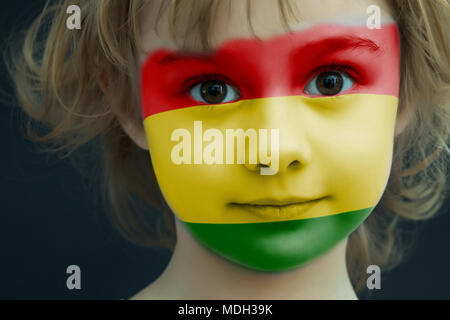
0, 1, 449, 300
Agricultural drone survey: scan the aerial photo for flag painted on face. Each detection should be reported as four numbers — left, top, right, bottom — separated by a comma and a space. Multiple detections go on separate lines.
140, 23, 400, 271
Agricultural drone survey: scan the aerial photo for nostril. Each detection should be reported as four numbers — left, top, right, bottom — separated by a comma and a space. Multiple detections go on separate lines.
288, 160, 301, 169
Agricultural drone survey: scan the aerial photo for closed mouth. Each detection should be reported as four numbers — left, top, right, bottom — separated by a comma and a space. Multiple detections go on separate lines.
228, 197, 326, 219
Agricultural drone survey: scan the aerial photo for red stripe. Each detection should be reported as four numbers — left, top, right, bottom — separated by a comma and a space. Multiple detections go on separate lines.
141, 23, 400, 119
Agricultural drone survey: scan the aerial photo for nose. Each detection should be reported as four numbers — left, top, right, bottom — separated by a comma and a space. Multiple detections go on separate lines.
243, 97, 312, 175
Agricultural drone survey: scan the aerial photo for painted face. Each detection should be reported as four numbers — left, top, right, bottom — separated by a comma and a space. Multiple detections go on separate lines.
140, 23, 400, 271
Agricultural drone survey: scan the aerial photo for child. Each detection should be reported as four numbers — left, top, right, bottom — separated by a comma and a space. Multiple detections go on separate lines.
7, 0, 450, 299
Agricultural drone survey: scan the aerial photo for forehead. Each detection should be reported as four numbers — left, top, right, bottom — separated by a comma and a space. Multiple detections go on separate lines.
139, 0, 394, 62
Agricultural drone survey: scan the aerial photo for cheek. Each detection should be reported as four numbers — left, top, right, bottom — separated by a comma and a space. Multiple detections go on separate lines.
312, 94, 398, 209
143, 104, 247, 223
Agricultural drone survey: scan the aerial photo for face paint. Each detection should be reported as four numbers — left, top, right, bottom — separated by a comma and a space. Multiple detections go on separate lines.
140, 23, 400, 272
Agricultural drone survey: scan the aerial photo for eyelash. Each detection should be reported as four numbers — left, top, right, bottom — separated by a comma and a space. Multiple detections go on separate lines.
309, 61, 358, 83
182, 74, 237, 95
182, 62, 359, 97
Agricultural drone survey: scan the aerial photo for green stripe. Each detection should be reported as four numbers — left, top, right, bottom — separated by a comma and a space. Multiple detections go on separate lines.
184, 207, 372, 272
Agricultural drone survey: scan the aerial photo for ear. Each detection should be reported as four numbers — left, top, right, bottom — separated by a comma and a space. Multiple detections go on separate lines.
116, 112, 149, 150
98, 73, 149, 150
394, 101, 409, 136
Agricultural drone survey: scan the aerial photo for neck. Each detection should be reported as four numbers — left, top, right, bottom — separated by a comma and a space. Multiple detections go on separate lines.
132, 219, 358, 300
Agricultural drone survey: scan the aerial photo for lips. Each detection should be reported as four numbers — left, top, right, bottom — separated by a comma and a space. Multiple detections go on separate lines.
229, 197, 326, 219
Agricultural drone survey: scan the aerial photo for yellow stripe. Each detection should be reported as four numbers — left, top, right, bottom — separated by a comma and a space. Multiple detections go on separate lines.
144, 94, 398, 224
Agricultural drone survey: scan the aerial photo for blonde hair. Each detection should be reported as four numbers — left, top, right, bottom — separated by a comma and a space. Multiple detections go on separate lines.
5, 0, 450, 292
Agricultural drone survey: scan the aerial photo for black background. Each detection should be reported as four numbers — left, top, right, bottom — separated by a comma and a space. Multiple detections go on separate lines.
0, 1, 449, 300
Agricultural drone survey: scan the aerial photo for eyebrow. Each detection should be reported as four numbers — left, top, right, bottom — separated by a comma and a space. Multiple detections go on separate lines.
156, 35, 381, 66
289, 35, 381, 62
318, 36, 381, 52
158, 52, 204, 65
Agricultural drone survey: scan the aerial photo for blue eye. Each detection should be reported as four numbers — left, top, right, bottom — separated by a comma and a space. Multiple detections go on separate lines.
304, 71, 354, 96
189, 80, 241, 104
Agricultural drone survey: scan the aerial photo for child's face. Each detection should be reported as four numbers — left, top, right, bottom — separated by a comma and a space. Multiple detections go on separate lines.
136, 0, 400, 271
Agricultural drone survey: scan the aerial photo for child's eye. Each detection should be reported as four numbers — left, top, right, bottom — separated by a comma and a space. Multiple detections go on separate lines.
189, 80, 241, 104
304, 71, 354, 96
